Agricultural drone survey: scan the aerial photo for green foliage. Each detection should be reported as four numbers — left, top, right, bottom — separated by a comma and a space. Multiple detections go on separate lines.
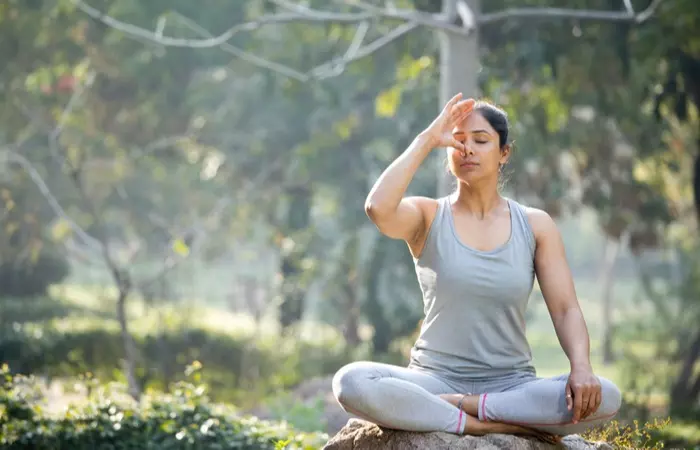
265, 393, 327, 434
654, 420, 700, 449
0, 363, 327, 449
2, 3, 699, 447
582, 418, 672, 450
0, 185, 71, 298
0, 248, 70, 298
0, 306, 354, 407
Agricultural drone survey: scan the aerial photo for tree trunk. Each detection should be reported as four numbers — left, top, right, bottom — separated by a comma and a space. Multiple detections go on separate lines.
670, 330, 700, 417
340, 232, 361, 347
279, 185, 311, 330
116, 288, 141, 399
694, 147, 699, 222
438, 0, 480, 196
599, 230, 628, 365
364, 236, 393, 354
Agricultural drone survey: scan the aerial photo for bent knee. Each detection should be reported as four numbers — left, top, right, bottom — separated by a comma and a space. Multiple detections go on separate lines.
598, 377, 622, 417
332, 361, 371, 408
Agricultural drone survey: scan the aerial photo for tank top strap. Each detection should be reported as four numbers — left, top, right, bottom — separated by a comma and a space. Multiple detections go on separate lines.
507, 198, 536, 259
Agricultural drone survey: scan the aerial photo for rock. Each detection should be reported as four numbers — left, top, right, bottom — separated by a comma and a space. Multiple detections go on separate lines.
323, 418, 614, 450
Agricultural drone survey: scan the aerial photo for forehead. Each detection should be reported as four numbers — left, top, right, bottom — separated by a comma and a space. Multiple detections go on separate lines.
456, 111, 495, 133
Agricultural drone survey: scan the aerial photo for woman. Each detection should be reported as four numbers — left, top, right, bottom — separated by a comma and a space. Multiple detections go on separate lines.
331, 93, 622, 441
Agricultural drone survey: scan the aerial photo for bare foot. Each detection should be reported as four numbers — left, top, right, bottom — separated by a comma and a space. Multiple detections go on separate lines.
470, 417, 561, 444
439, 394, 561, 445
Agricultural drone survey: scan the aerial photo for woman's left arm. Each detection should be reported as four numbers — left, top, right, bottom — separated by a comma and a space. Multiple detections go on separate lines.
527, 208, 602, 424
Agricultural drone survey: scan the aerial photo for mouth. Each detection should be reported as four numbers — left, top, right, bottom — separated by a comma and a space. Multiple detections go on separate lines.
460, 162, 479, 168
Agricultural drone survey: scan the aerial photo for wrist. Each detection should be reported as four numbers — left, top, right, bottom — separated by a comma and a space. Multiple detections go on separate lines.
416, 130, 439, 150
570, 359, 593, 372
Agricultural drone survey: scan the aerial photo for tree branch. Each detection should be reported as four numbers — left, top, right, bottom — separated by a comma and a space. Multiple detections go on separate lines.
173, 11, 416, 82
336, 0, 472, 35
345, 20, 371, 61
136, 196, 230, 291
1, 148, 103, 253
70, 0, 377, 48
479, 0, 663, 25
309, 22, 419, 79
51, 70, 96, 142
170, 12, 310, 82
14, 72, 131, 290
12, 78, 184, 294
70, 0, 664, 82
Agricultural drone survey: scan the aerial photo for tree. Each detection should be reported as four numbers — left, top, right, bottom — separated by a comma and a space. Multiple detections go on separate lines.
63, 2, 673, 356
10, 2, 696, 409
0, 0, 248, 398
68, 0, 668, 200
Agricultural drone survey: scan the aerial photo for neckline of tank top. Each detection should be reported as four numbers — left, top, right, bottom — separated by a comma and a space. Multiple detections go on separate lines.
445, 194, 515, 256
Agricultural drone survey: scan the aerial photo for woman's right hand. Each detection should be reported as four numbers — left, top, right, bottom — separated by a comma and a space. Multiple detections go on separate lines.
422, 92, 475, 152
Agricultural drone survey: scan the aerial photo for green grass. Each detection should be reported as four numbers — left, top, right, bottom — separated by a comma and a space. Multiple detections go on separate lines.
42, 283, 350, 342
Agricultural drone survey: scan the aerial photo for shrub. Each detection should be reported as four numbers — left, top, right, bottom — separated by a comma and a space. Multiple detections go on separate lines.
0, 322, 355, 407
582, 418, 672, 450
0, 363, 328, 450
0, 247, 70, 298
265, 392, 328, 434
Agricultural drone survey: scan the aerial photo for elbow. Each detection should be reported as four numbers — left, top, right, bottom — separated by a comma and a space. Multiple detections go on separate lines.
364, 199, 376, 220
364, 198, 389, 223
364, 200, 391, 231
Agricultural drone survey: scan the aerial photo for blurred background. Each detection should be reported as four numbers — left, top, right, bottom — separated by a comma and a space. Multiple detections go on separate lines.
1, 0, 699, 449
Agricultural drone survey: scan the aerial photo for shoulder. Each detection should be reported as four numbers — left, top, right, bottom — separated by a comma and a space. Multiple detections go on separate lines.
516, 203, 560, 244
511, 199, 559, 243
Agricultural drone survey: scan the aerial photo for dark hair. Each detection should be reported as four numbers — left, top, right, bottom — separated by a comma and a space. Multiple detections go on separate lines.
473, 100, 509, 149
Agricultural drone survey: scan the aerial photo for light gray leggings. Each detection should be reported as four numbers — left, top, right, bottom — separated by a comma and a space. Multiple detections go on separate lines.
332, 361, 622, 436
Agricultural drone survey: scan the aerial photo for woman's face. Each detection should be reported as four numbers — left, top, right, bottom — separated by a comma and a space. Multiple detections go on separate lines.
447, 111, 509, 183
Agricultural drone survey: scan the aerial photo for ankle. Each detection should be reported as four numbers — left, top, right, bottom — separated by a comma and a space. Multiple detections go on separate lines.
460, 394, 480, 417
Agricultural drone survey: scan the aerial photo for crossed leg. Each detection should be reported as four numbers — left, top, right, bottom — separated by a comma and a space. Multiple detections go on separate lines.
441, 373, 622, 436
331, 361, 466, 434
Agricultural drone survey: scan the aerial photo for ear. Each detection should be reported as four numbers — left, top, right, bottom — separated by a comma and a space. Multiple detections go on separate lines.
499, 144, 511, 165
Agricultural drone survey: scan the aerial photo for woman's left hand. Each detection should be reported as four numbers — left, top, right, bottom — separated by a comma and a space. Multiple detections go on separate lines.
566, 366, 602, 423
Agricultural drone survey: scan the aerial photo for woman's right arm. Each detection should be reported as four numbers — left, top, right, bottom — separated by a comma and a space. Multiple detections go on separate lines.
364, 132, 438, 243
364, 93, 474, 244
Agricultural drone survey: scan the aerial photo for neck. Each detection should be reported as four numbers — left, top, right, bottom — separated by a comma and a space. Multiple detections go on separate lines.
452, 179, 503, 219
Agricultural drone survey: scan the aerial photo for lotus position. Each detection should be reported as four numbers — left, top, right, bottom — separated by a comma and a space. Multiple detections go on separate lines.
331, 94, 622, 442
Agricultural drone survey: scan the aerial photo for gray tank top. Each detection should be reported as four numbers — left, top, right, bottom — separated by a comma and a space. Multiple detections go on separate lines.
409, 195, 537, 380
